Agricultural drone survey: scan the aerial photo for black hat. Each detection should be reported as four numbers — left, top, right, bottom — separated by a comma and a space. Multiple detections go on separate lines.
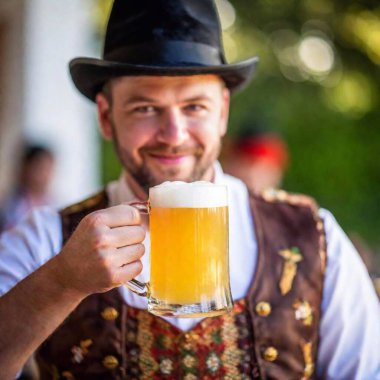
70, 0, 259, 101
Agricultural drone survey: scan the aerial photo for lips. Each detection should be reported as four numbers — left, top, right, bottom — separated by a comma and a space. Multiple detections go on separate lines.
142, 145, 202, 165
148, 153, 190, 165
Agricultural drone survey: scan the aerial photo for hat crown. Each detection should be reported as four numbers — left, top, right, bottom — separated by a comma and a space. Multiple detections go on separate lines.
103, 0, 225, 64
69, 0, 259, 101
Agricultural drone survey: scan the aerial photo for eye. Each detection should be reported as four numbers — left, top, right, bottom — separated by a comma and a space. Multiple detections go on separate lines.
184, 104, 207, 113
133, 105, 156, 114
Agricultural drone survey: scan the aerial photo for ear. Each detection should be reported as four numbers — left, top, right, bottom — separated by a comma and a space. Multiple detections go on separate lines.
96, 93, 113, 140
219, 88, 230, 137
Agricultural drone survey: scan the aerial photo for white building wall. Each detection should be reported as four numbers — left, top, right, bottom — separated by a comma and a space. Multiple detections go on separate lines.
0, 1, 25, 202
23, 0, 100, 207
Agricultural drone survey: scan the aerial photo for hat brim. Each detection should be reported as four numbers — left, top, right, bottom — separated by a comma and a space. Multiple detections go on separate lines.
69, 56, 259, 102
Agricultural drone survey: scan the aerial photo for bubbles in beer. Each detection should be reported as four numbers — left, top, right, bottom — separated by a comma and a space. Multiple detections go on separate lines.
150, 181, 228, 208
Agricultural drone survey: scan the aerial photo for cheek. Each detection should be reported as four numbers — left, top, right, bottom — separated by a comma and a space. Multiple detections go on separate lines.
114, 122, 155, 151
204, 107, 227, 138
194, 119, 224, 147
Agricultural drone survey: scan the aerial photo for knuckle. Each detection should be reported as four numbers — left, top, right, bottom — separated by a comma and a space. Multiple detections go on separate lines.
110, 271, 122, 286
135, 243, 145, 257
128, 206, 140, 222
85, 211, 105, 228
128, 244, 144, 260
92, 229, 108, 248
98, 253, 111, 271
130, 260, 143, 276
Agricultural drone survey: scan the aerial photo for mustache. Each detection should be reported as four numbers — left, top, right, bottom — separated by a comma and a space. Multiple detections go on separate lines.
140, 144, 204, 156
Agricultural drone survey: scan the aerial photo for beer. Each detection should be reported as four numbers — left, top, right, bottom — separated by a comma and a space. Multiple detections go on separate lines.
148, 181, 232, 317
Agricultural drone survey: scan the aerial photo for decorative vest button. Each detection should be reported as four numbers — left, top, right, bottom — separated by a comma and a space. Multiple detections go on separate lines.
263, 346, 278, 362
102, 355, 119, 369
255, 301, 271, 317
101, 307, 119, 320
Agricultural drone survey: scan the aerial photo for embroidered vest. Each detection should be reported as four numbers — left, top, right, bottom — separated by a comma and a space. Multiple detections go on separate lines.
36, 188, 326, 380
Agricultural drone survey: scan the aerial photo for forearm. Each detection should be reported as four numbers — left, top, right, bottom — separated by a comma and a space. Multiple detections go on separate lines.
0, 256, 86, 380
0, 204, 145, 379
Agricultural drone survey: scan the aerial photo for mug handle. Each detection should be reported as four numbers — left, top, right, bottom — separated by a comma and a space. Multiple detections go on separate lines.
125, 201, 150, 297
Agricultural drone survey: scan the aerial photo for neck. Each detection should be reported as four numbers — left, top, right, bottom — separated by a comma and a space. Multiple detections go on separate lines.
124, 172, 149, 201
202, 166, 216, 183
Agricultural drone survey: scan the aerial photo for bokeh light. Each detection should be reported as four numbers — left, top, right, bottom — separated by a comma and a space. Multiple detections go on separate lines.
215, 0, 236, 31
298, 36, 335, 75
323, 71, 377, 117
341, 10, 380, 65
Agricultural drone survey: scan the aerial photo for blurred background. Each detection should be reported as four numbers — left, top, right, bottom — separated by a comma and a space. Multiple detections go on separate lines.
0, 0, 379, 270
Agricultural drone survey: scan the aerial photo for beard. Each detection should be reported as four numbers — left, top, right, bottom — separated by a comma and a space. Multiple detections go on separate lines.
110, 122, 221, 192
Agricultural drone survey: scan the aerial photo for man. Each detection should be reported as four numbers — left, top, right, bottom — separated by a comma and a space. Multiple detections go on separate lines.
222, 129, 289, 193
0, 1, 379, 379
0, 145, 56, 233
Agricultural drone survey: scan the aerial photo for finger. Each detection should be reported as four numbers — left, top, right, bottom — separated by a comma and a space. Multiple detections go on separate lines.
116, 260, 143, 284
85, 204, 141, 229
100, 225, 146, 248
112, 243, 145, 267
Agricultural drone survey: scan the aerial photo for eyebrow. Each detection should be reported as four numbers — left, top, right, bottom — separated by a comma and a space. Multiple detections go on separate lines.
183, 95, 214, 103
122, 94, 214, 107
122, 95, 157, 105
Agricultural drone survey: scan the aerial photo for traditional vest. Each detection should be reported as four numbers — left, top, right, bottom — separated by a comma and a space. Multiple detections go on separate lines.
36, 188, 326, 380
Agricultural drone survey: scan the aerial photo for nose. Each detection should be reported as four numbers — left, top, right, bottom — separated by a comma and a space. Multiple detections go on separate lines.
156, 108, 189, 146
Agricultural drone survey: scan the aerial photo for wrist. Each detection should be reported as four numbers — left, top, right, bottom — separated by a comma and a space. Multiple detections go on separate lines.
46, 254, 88, 302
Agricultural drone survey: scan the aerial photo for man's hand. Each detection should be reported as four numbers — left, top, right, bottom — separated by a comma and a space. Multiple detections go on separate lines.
0, 204, 146, 379
55, 204, 146, 296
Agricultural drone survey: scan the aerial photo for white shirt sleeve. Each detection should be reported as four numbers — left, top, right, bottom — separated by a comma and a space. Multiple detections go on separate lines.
0, 207, 62, 296
317, 209, 380, 380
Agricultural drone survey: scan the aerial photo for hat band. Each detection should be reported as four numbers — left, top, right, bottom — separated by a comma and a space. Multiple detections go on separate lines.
104, 40, 225, 66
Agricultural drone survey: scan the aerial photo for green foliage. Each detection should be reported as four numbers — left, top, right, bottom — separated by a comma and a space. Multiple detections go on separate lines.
227, 0, 380, 249
101, 140, 121, 185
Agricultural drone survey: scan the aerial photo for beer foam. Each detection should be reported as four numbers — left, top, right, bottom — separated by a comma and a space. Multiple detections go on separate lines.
149, 181, 228, 208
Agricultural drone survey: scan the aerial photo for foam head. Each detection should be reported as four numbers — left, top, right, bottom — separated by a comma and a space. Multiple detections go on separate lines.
149, 181, 228, 208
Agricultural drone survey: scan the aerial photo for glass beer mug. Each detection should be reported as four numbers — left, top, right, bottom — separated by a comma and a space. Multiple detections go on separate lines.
127, 181, 233, 318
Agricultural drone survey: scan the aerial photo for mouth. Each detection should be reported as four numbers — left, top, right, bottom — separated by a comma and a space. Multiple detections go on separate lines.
148, 153, 191, 165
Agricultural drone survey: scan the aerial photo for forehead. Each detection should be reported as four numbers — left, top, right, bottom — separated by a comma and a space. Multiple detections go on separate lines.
109, 74, 225, 99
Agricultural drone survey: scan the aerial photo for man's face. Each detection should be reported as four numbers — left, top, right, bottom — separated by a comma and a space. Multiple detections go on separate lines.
96, 75, 230, 191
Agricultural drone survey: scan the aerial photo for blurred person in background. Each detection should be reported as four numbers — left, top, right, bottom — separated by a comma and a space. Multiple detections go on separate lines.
0, 1, 379, 379
222, 128, 289, 192
0, 144, 56, 233
0, 144, 55, 379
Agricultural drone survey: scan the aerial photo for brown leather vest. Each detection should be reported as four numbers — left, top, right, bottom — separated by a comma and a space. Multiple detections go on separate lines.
36, 188, 326, 380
